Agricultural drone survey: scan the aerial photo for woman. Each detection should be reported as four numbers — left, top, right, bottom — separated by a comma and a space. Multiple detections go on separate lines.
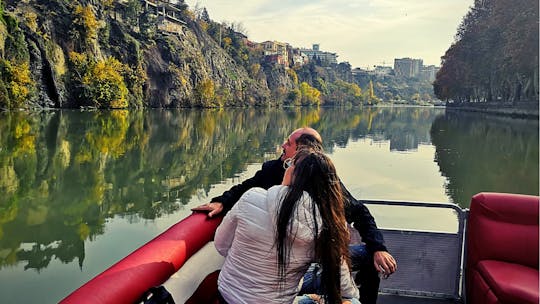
214, 149, 359, 304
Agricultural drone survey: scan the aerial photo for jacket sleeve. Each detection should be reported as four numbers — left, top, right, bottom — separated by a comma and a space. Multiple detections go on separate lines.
211, 160, 282, 211
342, 183, 388, 253
214, 198, 240, 257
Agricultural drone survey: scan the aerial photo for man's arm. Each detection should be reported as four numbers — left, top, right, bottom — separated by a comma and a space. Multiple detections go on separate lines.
207, 159, 284, 214
342, 184, 397, 274
342, 184, 387, 253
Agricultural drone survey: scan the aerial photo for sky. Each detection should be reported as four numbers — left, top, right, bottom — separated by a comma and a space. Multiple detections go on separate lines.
183, 0, 473, 69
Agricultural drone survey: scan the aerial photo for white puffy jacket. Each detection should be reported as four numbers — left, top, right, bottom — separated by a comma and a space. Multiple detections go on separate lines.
215, 185, 359, 304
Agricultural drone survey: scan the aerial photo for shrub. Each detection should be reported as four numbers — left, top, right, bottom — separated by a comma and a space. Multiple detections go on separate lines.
82, 57, 128, 108
0, 59, 33, 108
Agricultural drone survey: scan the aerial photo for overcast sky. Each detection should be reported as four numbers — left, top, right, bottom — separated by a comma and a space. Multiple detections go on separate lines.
184, 0, 473, 69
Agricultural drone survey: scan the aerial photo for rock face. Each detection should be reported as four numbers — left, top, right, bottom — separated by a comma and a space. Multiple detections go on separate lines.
0, 0, 276, 108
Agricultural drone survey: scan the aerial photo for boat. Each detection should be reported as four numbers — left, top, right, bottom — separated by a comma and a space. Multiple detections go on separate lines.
60, 192, 539, 304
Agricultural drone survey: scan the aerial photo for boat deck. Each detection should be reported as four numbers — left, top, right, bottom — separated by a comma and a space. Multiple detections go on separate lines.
379, 294, 461, 304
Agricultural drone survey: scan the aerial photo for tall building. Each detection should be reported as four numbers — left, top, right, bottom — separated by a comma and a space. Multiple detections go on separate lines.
420, 65, 438, 82
394, 58, 423, 78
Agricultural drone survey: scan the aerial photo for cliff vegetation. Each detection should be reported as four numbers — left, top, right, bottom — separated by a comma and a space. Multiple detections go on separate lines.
0, 0, 366, 109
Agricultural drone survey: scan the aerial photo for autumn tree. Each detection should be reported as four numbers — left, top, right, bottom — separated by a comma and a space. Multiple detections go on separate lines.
434, 0, 539, 104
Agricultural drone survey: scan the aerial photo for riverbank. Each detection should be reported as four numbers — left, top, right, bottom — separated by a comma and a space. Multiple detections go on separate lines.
446, 101, 539, 119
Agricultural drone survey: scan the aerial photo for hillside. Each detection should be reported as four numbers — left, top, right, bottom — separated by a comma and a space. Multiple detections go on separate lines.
0, 0, 369, 109
0, 0, 275, 109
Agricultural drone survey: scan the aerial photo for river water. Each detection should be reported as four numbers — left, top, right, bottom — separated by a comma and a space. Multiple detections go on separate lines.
0, 106, 537, 303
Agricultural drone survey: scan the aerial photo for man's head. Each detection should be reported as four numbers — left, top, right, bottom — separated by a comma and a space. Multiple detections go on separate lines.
280, 127, 322, 161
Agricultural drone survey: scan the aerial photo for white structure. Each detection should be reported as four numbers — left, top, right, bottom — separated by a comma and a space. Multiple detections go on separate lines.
300, 44, 338, 65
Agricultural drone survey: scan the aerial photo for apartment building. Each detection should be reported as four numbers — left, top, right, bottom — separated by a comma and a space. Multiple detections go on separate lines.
300, 44, 338, 65
394, 58, 423, 78
261, 41, 290, 67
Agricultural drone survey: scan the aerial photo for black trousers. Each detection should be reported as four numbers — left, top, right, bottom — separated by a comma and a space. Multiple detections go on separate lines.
351, 244, 381, 304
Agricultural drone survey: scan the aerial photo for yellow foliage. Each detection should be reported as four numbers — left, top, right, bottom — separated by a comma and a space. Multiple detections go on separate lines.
184, 9, 196, 21
14, 119, 31, 139
0, 165, 19, 195
0, 22, 6, 54
249, 63, 261, 78
195, 78, 215, 105
75, 149, 93, 164
78, 223, 91, 240
199, 20, 209, 31
287, 69, 298, 85
82, 57, 128, 108
69, 51, 88, 71
12, 119, 35, 156
222, 37, 232, 47
24, 11, 38, 32
299, 82, 321, 106
84, 110, 129, 158
101, 0, 114, 8
298, 109, 321, 126
10, 61, 32, 92
52, 43, 66, 76
74, 5, 99, 42
58, 140, 71, 168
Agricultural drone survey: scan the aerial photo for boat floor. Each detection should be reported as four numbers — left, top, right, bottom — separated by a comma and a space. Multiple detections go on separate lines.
378, 294, 461, 304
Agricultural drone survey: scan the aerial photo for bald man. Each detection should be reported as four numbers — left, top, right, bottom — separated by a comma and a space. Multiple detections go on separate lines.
196, 127, 396, 304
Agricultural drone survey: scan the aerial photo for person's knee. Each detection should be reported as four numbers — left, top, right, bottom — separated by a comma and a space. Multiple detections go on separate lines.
348, 298, 362, 304
349, 244, 372, 271
296, 295, 319, 304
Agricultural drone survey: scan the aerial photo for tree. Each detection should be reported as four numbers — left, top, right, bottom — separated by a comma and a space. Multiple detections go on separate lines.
195, 78, 216, 106
364, 80, 380, 105
299, 82, 321, 106
125, 0, 142, 27
72, 5, 99, 49
200, 8, 210, 22
434, 0, 539, 104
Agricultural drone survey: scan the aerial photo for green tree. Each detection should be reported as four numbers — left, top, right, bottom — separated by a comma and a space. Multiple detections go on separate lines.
125, 0, 142, 27
299, 81, 321, 106
364, 80, 380, 105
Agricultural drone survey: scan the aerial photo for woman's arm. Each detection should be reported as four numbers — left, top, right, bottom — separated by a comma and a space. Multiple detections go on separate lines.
214, 201, 240, 257
340, 260, 360, 300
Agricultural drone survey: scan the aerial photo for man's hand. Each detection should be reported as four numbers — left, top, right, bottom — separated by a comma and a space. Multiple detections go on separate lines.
192, 202, 224, 218
374, 251, 397, 277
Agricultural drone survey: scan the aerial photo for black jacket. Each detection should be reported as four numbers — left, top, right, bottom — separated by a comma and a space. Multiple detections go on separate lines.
211, 158, 388, 254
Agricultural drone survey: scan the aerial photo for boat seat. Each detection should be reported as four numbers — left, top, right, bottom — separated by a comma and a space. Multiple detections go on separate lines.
476, 260, 539, 304
466, 192, 539, 304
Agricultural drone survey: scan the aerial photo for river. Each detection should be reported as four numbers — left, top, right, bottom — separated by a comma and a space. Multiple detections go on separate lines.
0, 106, 537, 303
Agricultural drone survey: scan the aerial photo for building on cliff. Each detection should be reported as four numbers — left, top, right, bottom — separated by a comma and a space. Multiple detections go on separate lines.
116, 0, 187, 34
300, 44, 338, 65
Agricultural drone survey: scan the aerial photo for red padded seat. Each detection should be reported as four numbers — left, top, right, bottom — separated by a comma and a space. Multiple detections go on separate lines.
477, 260, 539, 304
466, 192, 539, 304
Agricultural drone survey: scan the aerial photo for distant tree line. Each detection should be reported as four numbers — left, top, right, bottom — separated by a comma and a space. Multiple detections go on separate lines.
434, 0, 539, 104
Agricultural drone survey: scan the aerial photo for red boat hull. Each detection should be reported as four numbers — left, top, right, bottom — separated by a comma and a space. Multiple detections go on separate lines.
60, 213, 222, 304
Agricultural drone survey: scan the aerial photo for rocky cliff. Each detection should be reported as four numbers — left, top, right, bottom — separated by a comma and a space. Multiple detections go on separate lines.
0, 0, 279, 108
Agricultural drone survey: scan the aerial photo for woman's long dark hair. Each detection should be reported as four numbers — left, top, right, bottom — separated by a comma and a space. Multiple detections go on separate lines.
276, 149, 350, 304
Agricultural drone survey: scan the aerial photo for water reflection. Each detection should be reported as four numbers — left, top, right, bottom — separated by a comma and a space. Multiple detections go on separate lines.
430, 111, 539, 206
0, 106, 536, 276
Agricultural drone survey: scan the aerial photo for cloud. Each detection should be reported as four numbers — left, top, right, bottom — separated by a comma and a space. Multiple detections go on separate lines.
186, 0, 472, 67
